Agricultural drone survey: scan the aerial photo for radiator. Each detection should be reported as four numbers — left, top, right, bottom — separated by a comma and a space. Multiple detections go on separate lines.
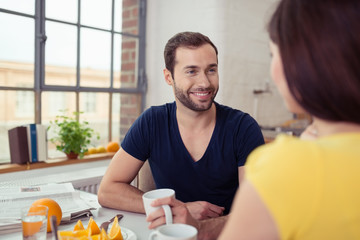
71, 176, 103, 194
0, 160, 111, 195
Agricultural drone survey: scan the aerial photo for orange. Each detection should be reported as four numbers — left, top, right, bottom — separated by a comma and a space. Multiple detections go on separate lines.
30, 198, 62, 232
73, 219, 85, 231
108, 216, 123, 240
87, 217, 100, 235
106, 142, 120, 152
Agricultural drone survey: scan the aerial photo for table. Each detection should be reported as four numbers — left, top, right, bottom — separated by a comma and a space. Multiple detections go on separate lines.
0, 192, 151, 240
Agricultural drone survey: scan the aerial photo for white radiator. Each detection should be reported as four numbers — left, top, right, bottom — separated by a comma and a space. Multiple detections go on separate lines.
0, 160, 111, 195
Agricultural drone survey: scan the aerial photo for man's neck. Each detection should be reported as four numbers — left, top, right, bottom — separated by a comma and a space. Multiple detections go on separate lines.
176, 102, 216, 131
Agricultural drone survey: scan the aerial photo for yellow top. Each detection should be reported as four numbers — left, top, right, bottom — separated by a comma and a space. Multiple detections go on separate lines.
246, 133, 360, 240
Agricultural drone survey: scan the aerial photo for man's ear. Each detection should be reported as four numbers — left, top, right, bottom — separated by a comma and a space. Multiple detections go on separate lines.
163, 68, 173, 86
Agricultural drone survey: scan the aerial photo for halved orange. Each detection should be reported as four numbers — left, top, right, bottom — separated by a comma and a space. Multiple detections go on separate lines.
100, 228, 109, 240
74, 219, 85, 231
87, 217, 100, 235
108, 216, 123, 240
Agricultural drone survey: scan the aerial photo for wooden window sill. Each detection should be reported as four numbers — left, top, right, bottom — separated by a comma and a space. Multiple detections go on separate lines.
0, 152, 115, 174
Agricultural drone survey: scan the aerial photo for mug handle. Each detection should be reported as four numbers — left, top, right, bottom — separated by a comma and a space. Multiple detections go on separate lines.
148, 230, 158, 240
162, 204, 172, 225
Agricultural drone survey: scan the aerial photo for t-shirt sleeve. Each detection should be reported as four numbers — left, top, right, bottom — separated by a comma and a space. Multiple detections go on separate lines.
236, 114, 265, 166
121, 108, 152, 161
245, 135, 321, 239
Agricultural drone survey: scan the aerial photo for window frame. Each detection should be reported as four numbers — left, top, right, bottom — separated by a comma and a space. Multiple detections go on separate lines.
0, 0, 147, 144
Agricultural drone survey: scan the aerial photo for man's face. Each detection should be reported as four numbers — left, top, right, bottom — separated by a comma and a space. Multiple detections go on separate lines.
170, 44, 219, 112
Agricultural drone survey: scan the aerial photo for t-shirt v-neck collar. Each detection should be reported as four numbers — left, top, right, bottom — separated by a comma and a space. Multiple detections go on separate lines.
172, 102, 219, 164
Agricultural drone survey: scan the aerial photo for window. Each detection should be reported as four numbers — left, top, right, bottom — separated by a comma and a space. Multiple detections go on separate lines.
0, 0, 147, 163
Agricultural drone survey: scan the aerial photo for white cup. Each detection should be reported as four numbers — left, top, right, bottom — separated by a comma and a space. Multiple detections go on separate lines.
142, 188, 175, 225
148, 224, 198, 240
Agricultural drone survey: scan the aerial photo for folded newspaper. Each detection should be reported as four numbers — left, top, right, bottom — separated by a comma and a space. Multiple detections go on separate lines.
0, 182, 96, 234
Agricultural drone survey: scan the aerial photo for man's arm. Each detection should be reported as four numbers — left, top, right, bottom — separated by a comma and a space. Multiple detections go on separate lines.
97, 147, 146, 213
238, 166, 245, 185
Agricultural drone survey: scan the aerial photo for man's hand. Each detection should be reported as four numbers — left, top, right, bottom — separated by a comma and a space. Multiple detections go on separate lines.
185, 201, 224, 220
146, 197, 199, 230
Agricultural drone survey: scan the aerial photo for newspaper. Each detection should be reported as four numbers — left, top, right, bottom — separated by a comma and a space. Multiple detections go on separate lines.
0, 182, 96, 234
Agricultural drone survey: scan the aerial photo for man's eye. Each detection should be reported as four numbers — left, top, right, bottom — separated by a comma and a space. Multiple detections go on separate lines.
208, 68, 217, 74
186, 70, 196, 74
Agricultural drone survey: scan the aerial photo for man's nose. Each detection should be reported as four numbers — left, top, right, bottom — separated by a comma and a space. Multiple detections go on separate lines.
196, 72, 211, 87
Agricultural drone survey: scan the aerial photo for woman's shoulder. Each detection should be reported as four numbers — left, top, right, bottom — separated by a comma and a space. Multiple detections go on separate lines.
246, 134, 317, 171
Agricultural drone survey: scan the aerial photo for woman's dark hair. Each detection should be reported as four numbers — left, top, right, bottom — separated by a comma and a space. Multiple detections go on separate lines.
268, 0, 360, 123
164, 32, 218, 78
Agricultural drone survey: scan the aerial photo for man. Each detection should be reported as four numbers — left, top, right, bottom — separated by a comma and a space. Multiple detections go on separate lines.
97, 32, 264, 220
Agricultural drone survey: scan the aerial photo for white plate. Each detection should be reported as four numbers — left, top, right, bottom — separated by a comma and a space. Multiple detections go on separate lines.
108, 223, 137, 240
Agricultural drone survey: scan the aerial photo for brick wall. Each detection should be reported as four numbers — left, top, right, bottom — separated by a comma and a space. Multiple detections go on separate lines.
120, 0, 142, 141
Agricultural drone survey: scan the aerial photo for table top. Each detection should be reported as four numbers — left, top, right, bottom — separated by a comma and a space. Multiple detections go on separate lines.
0, 191, 151, 240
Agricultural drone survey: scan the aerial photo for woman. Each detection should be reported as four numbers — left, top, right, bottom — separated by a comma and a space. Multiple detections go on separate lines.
219, 0, 360, 239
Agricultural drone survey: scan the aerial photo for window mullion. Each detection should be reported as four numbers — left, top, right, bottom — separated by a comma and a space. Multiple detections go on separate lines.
34, 0, 46, 123
76, 0, 81, 113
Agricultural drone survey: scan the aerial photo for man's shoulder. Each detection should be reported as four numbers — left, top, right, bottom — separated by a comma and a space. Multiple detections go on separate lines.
144, 102, 176, 113
144, 102, 176, 115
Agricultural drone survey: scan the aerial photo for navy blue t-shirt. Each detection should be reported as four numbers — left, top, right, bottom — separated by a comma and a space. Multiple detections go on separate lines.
121, 102, 264, 214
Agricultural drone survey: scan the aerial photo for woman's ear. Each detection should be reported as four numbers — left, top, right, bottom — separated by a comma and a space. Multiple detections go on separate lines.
163, 68, 173, 86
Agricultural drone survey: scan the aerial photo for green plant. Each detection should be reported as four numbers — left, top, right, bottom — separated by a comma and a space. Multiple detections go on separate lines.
49, 111, 99, 159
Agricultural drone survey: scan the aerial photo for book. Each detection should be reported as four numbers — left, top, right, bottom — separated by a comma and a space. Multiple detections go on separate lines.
8, 126, 30, 164
26, 124, 38, 163
36, 124, 47, 162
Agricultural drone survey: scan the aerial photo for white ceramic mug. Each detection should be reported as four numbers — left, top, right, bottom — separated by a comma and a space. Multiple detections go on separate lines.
148, 224, 198, 240
142, 188, 175, 225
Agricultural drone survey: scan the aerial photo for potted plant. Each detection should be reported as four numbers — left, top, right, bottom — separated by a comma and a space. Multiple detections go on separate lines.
49, 111, 99, 159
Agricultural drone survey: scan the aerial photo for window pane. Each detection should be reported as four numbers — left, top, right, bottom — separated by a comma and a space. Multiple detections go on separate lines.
0, 0, 35, 15
116, 0, 139, 34
46, 0, 78, 23
41, 92, 76, 158
81, 0, 112, 30
79, 92, 109, 148
45, 21, 77, 86
114, 35, 138, 88
80, 28, 111, 88
0, 90, 34, 164
114, 0, 123, 32
0, 13, 34, 87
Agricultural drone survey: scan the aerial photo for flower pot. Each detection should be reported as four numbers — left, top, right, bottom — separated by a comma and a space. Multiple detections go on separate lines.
65, 152, 79, 159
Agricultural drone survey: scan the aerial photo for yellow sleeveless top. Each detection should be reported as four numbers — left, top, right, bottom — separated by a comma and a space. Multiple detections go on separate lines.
246, 133, 360, 240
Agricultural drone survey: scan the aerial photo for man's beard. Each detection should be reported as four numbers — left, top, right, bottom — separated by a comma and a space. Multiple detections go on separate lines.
174, 82, 217, 112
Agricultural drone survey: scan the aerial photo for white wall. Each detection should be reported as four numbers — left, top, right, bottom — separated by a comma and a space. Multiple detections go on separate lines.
145, 0, 292, 127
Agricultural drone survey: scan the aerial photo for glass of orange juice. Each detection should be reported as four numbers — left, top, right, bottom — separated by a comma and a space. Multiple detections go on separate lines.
21, 205, 48, 240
